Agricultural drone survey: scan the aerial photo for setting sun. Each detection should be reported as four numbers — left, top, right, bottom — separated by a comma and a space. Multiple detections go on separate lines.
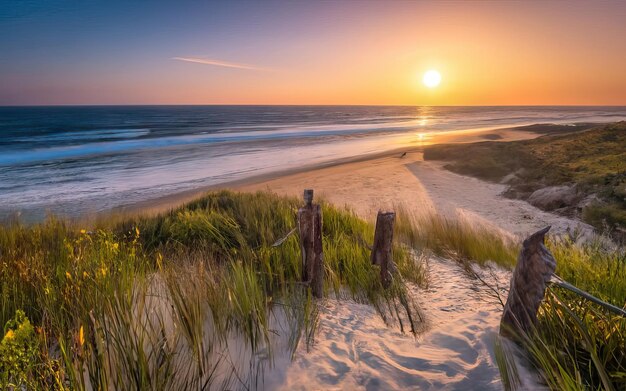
423, 70, 441, 88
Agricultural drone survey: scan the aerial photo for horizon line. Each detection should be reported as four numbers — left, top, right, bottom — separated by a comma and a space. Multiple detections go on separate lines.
2, 104, 626, 108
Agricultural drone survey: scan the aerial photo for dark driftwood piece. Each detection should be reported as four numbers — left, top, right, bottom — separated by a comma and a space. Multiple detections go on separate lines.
500, 226, 556, 339
297, 189, 324, 298
370, 211, 396, 288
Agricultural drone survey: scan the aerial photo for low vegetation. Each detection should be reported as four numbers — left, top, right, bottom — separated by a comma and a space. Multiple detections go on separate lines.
424, 122, 626, 240
0, 191, 426, 390
495, 237, 626, 391
1, 190, 624, 390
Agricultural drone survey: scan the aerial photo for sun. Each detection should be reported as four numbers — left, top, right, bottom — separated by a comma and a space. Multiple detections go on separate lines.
423, 70, 441, 88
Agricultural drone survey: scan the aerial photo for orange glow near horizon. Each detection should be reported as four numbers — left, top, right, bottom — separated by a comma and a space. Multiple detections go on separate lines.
2, 2, 625, 106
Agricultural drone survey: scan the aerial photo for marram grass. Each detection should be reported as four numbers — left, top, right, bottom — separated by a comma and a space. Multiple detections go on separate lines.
494, 237, 626, 391
0, 190, 427, 389
1, 190, 624, 390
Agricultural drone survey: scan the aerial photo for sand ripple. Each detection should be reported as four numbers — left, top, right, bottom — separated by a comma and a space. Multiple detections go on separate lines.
262, 257, 512, 390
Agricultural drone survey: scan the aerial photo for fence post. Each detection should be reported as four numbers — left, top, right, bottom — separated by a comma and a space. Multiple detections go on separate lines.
371, 211, 396, 288
500, 226, 556, 339
297, 189, 324, 298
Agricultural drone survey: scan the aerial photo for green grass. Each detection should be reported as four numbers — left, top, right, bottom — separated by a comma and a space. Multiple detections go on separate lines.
492, 236, 626, 391
0, 190, 427, 389
1, 190, 624, 390
424, 122, 626, 238
528, 238, 626, 390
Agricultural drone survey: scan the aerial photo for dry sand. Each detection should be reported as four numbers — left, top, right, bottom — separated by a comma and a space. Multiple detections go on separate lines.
236, 151, 591, 240
132, 125, 591, 240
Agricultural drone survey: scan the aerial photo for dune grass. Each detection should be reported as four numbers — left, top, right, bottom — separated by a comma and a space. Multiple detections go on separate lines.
526, 238, 626, 391
493, 236, 626, 391
1, 190, 624, 390
0, 190, 427, 389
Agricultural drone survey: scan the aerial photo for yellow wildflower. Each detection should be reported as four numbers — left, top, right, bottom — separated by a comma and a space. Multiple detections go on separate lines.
83, 271, 89, 278
66, 271, 72, 280
3, 329, 14, 340
80, 229, 86, 235
79, 326, 84, 346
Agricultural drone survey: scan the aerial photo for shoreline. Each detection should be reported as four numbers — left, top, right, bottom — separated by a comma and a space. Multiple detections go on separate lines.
108, 123, 594, 241
113, 125, 542, 219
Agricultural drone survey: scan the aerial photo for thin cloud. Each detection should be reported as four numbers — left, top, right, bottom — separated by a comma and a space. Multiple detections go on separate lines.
172, 56, 268, 71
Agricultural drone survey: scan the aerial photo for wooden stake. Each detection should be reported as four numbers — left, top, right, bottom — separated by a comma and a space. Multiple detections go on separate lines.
371, 211, 396, 288
297, 189, 324, 298
500, 226, 556, 339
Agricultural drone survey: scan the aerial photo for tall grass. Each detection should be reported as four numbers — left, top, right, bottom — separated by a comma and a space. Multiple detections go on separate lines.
394, 207, 519, 268
0, 191, 427, 389
493, 236, 626, 391
2, 190, 623, 390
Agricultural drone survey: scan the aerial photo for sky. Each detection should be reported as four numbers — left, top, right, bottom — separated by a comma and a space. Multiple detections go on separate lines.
1, 0, 626, 106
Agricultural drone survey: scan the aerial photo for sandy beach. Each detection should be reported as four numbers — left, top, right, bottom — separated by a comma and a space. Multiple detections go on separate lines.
235, 151, 592, 240
227, 128, 578, 389
126, 126, 558, 229
224, 126, 591, 239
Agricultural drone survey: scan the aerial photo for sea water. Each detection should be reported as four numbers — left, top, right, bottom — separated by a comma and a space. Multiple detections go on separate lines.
1, 105, 625, 220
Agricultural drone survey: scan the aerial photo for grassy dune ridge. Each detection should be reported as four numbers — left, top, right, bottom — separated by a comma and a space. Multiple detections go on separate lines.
0, 191, 427, 389
424, 122, 626, 238
0, 191, 624, 390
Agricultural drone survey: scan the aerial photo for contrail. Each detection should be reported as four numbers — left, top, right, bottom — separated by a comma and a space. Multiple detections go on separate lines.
172, 56, 267, 71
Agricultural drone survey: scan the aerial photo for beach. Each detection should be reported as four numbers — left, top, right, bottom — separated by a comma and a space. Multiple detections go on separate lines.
115, 124, 589, 389
220, 126, 589, 389
5, 1, 626, 388
235, 150, 592, 239
131, 124, 590, 240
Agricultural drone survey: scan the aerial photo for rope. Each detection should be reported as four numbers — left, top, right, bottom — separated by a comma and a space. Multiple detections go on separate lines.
550, 274, 626, 317
271, 228, 297, 247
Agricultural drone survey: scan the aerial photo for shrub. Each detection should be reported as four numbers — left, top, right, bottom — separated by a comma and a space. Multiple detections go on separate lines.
0, 310, 38, 388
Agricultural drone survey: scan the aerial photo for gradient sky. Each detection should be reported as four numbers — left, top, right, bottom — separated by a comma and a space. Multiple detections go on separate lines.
1, 1, 626, 105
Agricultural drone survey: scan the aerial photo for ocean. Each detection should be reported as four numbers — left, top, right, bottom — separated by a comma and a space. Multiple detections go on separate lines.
1, 105, 625, 221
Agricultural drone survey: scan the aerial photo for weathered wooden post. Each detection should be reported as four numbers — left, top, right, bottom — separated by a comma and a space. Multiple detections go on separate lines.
500, 226, 556, 339
371, 211, 396, 288
297, 189, 324, 298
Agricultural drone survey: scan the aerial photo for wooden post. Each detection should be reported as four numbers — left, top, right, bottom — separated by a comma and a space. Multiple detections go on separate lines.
297, 189, 324, 298
500, 226, 556, 339
371, 211, 396, 288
